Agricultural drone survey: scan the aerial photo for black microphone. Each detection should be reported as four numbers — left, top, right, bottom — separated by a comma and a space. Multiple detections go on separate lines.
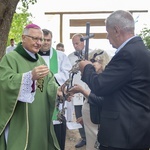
74, 51, 80, 57
74, 51, 84, 60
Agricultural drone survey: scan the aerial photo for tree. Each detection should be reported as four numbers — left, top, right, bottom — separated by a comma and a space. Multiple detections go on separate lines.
7, 7, 32, 46
139, 26, 150, 50
0, 0, 36, 60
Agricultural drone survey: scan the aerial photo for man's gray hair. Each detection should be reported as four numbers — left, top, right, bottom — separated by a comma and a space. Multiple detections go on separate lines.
106, 10, 135, 32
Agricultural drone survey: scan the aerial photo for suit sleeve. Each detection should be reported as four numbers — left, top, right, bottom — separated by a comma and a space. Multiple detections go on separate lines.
81, 51, 133, 96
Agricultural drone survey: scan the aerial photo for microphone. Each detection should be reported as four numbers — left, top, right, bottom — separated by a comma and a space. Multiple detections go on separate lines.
74, 51, 84, 60
74, 51, 80, 57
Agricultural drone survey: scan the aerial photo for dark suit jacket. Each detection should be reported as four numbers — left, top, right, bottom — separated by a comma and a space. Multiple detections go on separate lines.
88, 92, 103, 124
82, 36, 150, 149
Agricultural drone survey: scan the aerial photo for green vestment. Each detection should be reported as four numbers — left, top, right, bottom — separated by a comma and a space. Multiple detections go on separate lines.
0, 42, 60, 150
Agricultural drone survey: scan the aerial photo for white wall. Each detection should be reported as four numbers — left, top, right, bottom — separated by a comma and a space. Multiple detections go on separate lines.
28, 0, 150, 56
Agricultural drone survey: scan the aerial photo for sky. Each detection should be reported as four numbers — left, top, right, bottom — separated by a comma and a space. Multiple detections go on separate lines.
25, 0, 150, 56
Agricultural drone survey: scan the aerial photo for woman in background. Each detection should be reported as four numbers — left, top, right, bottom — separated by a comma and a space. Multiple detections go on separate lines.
68, 49, 111, 150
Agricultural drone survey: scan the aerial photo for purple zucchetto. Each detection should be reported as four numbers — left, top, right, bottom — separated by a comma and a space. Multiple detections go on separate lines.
25, 23, 41, 29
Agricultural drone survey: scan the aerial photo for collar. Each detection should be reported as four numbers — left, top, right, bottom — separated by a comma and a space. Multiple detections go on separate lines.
38, 50, 50, 56
14, 42, 39, 62
115, 35, 137, 54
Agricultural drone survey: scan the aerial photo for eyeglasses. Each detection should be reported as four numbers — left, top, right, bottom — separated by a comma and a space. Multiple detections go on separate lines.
25, 35, 43, 42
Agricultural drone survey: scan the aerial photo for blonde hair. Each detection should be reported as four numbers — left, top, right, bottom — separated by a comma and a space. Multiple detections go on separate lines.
89, 49, 110, 70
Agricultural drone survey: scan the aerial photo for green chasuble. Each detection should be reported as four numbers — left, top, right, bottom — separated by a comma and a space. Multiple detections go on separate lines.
0, 42, 60, 150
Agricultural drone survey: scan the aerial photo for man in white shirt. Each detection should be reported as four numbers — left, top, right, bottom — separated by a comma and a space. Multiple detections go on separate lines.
68, 33, 91, 148
56, 42, 65, 52
6, 38, 16, 54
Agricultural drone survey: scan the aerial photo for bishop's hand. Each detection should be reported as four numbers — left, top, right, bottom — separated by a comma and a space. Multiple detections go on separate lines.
32, 65, 49, 80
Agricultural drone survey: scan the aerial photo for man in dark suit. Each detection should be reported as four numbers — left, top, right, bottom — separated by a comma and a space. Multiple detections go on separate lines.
77, 10, 150, 150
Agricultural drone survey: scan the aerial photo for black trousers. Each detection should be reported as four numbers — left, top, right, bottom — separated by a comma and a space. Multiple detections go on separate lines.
54, 116, 66, 150
99, 145, 149, 150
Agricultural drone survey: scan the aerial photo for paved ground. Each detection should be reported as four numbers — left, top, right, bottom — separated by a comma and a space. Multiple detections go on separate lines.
65, 113, 86, 150
65, 128, 86, 150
